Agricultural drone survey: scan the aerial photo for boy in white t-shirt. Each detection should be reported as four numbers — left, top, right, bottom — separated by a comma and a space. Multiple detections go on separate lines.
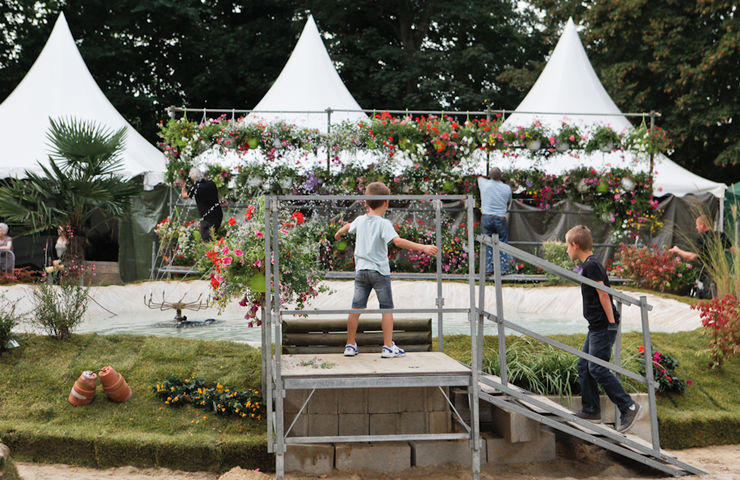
334, 182, 438, 358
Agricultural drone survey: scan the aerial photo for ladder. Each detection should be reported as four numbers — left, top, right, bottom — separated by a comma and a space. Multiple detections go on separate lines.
478, 374, 704, 477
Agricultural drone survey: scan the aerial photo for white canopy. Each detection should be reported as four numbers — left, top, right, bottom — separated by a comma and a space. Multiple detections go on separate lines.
496, 18, 725, 199
0, 13, 165, 189
247, 15, 366, 132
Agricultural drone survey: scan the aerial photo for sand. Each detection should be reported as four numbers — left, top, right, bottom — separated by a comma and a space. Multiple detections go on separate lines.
14, 444, 740, 480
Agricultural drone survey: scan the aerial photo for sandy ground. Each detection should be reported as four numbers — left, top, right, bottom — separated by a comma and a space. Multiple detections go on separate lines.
14, 444, 740, 480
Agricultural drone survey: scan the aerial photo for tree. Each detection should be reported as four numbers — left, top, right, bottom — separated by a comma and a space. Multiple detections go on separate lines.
0, 118, 139, 261
524, 0, 739, 183
301, 0, 548, 111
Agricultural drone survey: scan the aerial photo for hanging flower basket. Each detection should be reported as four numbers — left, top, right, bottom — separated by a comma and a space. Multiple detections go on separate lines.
586, 125, 622, 153
248, 272, 266, 293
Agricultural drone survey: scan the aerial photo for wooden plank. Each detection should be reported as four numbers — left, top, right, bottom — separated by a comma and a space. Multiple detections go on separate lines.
282, 317, 432, 333
283, 344, 432, 354
281, 352, 470, 377
284, 331, 431, 347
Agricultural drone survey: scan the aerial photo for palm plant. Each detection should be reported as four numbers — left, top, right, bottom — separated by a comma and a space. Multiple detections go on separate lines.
0, 117, 138, 261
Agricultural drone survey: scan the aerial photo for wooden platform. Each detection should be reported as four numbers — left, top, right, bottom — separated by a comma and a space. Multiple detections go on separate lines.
281, 352, 470, 379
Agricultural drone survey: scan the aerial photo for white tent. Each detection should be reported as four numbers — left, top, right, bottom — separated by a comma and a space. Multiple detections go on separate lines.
0, 13, 165, 189
246, 15, 367, 132
494, 18, 726, 199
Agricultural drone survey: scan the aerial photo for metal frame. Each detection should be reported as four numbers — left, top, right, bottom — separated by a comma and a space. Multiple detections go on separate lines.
264, 194, 481, 480
0, 250, 14, 274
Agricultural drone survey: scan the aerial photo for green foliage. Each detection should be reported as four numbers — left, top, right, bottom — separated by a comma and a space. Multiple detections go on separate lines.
585, 125, 622, 153
633, 345, 691, 394
0, 117, 138, 260
153, 375, 263, 420
0, 294, 20, 355
30, 264, 91, 339
541, 241, 572, 283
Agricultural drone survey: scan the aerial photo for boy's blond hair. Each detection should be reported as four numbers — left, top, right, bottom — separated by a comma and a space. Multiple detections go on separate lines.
365, 181, 390, 209
566, 225, 593, 251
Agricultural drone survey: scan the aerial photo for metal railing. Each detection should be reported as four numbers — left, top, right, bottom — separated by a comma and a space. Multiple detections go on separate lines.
0, 250, 14, 274
476, 233, 660, 450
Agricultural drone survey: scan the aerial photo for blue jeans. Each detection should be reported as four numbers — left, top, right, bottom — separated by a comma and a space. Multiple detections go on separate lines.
481, 215, 509, 274
351, 270, 394, 309
577, 328, 634, 415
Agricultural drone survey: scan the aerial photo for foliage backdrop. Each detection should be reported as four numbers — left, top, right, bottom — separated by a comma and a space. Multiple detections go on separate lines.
0, 0, 736, 183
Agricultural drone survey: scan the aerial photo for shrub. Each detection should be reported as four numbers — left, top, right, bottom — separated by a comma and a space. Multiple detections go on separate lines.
635, 345, 691, 394
542, 241, 573, 283
0, 294, 21, 355
31, 269, 90, 339
610, 243, 698, 294
0, 267, 42, 285
692, 294, 740, 369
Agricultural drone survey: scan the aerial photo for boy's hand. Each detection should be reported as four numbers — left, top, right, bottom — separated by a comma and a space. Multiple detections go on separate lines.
421, 245, 438, 256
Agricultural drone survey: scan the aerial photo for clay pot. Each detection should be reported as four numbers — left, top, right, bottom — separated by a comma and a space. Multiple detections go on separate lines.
68, 371, 97, 406
99, 366, 133, 403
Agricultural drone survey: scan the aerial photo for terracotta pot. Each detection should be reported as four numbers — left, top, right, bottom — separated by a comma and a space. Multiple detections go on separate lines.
99, 366, 133, 403
68, 371, 97, 406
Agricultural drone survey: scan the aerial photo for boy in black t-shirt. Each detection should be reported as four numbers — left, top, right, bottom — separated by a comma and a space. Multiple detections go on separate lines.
566, 225, 641, 433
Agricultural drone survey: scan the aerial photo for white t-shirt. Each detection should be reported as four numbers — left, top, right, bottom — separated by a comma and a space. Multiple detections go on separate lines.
349, 215, 398, 276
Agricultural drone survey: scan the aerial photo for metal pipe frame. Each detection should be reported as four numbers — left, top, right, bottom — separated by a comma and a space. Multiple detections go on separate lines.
265, 194, 481, 480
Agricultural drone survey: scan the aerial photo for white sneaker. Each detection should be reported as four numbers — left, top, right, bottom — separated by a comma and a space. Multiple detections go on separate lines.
344, 344, 358, 356
381, 342, 405, 358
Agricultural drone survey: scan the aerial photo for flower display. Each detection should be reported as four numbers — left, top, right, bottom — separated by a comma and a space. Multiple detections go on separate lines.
636, 345, 690, 394
154, 216, 202, 266
610, 244, 698, 294
154, 374, 263, 419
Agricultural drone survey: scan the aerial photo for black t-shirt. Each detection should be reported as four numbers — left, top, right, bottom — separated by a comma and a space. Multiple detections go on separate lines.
581, 255, 620, 332
188, 180, 221, 219
696, 231, 732, 262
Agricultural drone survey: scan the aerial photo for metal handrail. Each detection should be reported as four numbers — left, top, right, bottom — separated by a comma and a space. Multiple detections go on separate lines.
0, 250, 14, 274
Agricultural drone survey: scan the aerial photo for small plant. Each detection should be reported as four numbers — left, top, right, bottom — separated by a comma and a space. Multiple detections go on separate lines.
31, 265, 91, 339
153, 374, 263, 419
553, 123, 583, 151
692, 294, 740, 369
0, 293, 21, 355
635, 345, 691, 394
542, 240, 574, 283
585, 125, 622, 153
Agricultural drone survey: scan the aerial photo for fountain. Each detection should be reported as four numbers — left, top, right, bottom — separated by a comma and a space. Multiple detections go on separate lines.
144, 292, 215, 328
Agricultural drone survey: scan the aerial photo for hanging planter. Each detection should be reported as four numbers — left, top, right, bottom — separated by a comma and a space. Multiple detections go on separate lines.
586, 125, 621, 153
526, 139, 541, 151
246, 137, 259, 149
555, 142, 570, 153
599, 142, 614, 153
249, 272, 266, 293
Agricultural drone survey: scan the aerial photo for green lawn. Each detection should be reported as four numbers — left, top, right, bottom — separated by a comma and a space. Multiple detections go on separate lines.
0, 329, 737, 471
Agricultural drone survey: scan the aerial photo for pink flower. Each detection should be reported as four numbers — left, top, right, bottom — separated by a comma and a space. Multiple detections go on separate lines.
253, 259, 262, 268
221, 246, 229, 255
255, 230, 264, 239
234, 249, 243, 256
222, 256, 232, 266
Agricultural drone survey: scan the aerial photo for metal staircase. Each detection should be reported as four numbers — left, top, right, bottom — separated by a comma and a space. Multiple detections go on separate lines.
477, 374, 704, 476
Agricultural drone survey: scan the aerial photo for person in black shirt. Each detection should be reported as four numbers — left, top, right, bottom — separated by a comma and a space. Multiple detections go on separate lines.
669, 215, 736, 298
566, 225, 641, 433
179, 167, 223, 242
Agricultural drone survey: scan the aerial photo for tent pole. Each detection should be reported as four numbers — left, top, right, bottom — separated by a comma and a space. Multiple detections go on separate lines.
486, 107, 491, 176
326, 107, 333, 174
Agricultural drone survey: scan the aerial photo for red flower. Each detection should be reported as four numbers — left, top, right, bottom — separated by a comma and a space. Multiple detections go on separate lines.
244, 205, 255, 220
291, 211, 305, 225
638, 346, 645, 353
210, 276, 220, 289
228, 217, 236, 226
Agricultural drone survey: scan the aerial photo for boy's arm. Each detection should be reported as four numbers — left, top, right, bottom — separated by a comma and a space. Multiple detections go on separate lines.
334, 223, 351, 240
595, 281, 616, 324
392, 236, 438, 256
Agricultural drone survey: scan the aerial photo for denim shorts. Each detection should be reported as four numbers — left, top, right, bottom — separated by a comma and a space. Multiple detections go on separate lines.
351, 270, 394, 309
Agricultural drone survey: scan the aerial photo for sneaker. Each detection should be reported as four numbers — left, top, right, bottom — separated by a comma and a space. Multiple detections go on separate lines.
574, 410, 602, 423
618, 403, 642, 433
343, 344, 358, 357
381, 342, 405, 358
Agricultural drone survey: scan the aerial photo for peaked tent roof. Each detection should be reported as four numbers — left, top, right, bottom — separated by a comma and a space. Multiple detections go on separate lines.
247, 15, 366, 132
0, 13, 165, 189
496, 19, 725, 199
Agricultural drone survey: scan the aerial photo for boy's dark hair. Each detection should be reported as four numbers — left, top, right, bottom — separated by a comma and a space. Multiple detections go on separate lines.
566, 225, 593, 251
365, 182, 390, 209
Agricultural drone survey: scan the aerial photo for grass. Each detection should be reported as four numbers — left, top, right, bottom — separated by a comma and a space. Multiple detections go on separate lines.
440, 330, 740, 448
1, 328, 738, 471
0, 333, 269, 472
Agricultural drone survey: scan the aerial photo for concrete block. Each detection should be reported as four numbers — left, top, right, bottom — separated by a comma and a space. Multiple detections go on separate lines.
339, 413, 369, 436
337, 388, 367, 414
285, 444, 334, 474
485, 429, 555, 464
308, 414, 338, 437
285, 412, 308, 437
368, 388, 399, 413
429, 411, 452, 434
335, 442, 410, 473
307, 389, 338, 414
399, 412, 427, 434
427, 386, 451, 411
370, 413, 399, 435
398, 387, 425, 412
284, 389, 309, 414
491, 406, 540, 443
411, 439, 487, 467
